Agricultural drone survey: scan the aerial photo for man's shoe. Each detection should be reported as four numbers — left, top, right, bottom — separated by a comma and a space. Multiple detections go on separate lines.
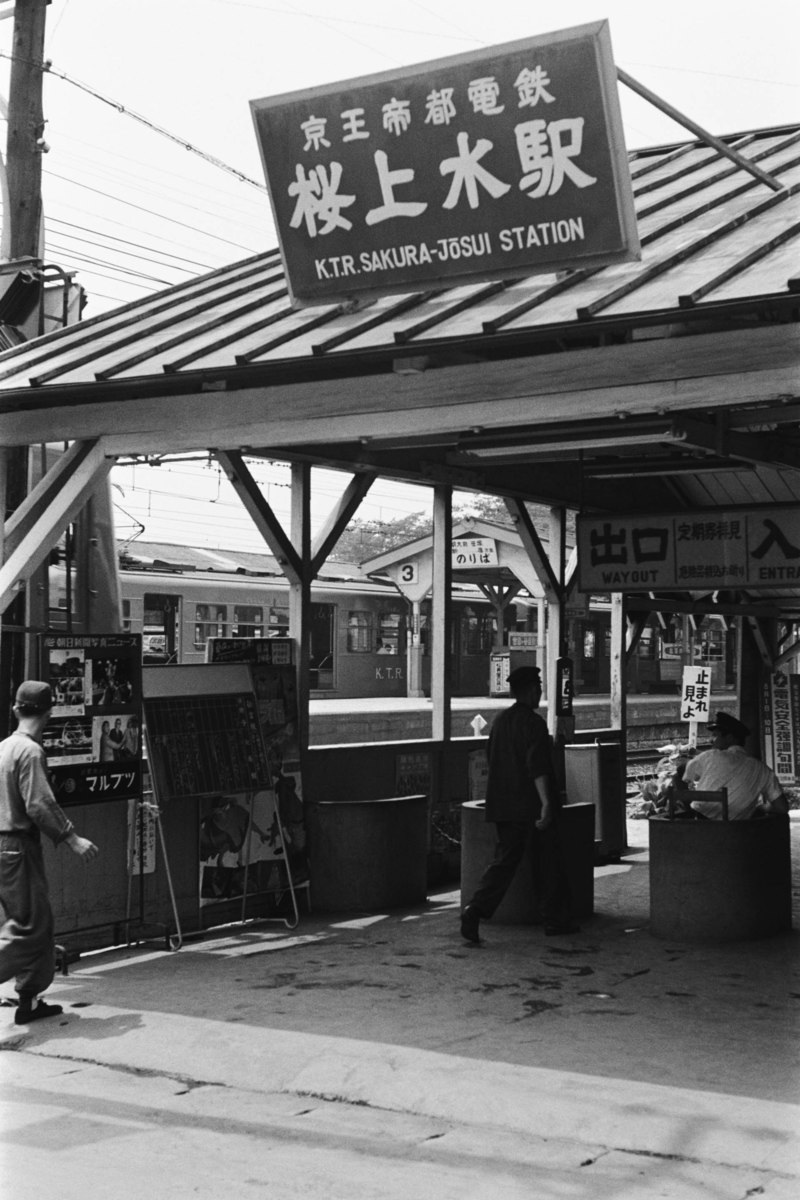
14, 999, 63, 1025
544, 922, 581, 937
460, 905, 481, 944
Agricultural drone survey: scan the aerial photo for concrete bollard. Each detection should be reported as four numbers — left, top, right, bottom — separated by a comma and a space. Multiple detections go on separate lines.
648, 813, 792, 941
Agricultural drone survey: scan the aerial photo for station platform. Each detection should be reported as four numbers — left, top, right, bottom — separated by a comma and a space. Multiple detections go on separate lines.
3, 816, 798, 1198
308, 691, 724, 747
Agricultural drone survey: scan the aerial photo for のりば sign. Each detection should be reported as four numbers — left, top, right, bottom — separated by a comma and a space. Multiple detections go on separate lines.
250, 21, 639, 305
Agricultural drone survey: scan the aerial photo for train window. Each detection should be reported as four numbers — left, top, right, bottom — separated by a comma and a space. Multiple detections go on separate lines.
695, 626, 725, 661
121, 599, 132, 633
347, 610, 373, 652
233, 605, 263, 638
268, 602, 289, 634
636, 628, 656, 658
377, 612, 402, 654
194, 604, 227, 650
463, 611, 493, 655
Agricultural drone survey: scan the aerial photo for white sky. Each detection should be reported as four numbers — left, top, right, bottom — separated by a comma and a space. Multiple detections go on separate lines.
2, 0, 799, 550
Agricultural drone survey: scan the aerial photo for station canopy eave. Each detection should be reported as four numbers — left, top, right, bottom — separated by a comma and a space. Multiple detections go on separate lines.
1, 123, 800, 619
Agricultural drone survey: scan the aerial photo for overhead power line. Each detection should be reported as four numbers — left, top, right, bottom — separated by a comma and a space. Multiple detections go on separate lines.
0, 49, 269, 192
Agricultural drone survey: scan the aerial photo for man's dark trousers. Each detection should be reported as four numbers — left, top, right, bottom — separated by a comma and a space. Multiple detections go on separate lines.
469, 817, 573, 925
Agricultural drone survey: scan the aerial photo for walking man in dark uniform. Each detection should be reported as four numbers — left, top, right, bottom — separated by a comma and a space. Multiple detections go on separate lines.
461, 665, 578, 943
1, 682, 99, 1024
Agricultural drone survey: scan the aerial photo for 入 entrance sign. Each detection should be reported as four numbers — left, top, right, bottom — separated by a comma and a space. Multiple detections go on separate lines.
250, 21, 639, 306
577, 507, 800, 592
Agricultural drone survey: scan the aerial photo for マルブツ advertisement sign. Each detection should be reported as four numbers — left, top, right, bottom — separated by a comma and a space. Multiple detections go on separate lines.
251, 21, 639, 305
577, 507, 800, 592
40, 633, 143, 806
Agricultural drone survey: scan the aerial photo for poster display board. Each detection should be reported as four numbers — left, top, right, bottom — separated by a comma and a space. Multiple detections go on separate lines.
251, 21, 638, 305
142, 663, 306, 915
40, 632, 143, 807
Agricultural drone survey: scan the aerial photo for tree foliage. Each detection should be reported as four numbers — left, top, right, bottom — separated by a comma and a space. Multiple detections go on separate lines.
332, 493, 571, 565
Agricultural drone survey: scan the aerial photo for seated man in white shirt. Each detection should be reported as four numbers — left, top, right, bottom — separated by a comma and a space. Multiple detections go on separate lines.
677, 711, 788, 820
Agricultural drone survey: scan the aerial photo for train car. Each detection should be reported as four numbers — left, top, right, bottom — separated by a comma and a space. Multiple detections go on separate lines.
50, 545, 501, 699
49, 543, 738, 703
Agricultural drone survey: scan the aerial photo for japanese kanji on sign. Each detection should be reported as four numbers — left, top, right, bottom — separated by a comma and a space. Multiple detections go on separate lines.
761, 671, 800, 785
451, 536, 498, 568
681, 666, 712, 724
577, 507, 800, 592
250, 21, 639, 305
40, 633, 143, 807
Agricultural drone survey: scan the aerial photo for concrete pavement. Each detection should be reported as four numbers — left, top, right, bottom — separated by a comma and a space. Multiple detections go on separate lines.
2, 817, 799, 1197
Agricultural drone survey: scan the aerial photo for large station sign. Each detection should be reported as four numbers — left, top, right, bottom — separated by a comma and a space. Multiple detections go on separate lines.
577, 507, 800, 592
251, 21, 639, 306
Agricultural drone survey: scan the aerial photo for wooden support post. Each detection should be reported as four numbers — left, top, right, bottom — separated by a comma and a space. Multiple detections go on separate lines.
431, 485, 452, 742
545, 507, 566, 739
609, 593, 626, 732
290, 463, 311, 754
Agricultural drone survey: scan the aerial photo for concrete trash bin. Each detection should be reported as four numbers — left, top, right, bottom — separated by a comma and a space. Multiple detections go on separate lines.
648, 812, 792, 942
460, 800, 595, 924
308, 795, 429, 913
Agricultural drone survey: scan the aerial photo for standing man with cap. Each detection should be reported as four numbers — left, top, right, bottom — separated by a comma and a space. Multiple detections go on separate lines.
1, 681, 99, 1024
460, 665, 577, 944
678, 710, 788, 820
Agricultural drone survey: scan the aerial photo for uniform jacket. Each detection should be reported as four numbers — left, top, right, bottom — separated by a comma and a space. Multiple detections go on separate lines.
484, 701, 556, 823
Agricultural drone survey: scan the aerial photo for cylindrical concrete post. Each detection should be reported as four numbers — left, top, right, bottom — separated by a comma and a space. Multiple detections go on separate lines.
460, 800, 595, 924
308, 795, 429, 912
649, 814, 792, 941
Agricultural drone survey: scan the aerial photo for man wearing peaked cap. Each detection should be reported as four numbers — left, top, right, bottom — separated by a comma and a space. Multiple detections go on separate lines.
679, 709, 788, 821
706, 711, 750, 742
13, 680, 54, 713
1, 682, 100, 1026
460, 664, 578, 944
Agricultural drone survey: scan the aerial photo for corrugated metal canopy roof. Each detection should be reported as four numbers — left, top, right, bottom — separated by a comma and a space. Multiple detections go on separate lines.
2, 125, 800, 615
0, 126, 796, 387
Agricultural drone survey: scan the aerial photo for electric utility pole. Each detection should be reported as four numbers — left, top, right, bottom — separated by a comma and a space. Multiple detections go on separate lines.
1, 0, 49, 732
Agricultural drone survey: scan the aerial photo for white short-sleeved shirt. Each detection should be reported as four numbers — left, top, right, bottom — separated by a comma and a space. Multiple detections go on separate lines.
683, 745, 784, 820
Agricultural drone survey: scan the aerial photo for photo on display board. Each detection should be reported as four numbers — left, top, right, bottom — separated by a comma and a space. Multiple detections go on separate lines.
91, 655, 135, 706
48, 648, 89, 715
93, 713, 140, 762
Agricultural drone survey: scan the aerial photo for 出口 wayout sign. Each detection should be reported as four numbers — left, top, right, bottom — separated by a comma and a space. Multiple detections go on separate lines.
250, 21, 639, 306
577, 508, 800, 592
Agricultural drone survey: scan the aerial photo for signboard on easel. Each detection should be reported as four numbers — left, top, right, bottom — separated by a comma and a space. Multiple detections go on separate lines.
142, 663, 306, 925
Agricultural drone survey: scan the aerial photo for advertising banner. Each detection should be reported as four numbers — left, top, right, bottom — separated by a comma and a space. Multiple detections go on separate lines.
251, 21, 638, 304
205, 636, 294, 666
761, 671, 800, 784
40, 633, 143, 806
577, 507, 800, 592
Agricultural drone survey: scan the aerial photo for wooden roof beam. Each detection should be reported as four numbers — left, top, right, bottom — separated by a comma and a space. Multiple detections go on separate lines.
215, 449, 302, 584
0, 438, 114, 613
